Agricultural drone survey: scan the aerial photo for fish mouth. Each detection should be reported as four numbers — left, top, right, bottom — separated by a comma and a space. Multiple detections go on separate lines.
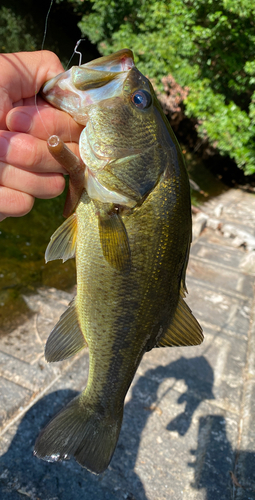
42, 49, 138, 208
41, 49, 135, 125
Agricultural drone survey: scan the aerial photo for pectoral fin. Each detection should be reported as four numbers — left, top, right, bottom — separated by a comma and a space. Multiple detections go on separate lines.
45, 298, 87, 362
45, 214, 77, 263
98, 211, 131, 273
157, 296, 203, 347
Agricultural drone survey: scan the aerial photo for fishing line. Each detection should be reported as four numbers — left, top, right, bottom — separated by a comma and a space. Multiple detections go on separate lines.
41, 0, 54, 55
65, 38, 87, 146
34, 0, 54, 138
66, 39, 87, 69
34, 3, 84, 159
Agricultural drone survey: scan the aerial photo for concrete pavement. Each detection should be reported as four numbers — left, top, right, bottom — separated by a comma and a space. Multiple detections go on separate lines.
0, 188, 255, 499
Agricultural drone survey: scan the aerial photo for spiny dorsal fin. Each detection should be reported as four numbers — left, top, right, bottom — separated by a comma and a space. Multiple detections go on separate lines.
45, 298, 87, 362
98, 211, 131, 273
157, 296, 203, 347
45, 213, 77, 263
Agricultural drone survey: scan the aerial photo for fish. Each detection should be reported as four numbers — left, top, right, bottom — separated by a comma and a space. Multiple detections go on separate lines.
33, 49, 203, 474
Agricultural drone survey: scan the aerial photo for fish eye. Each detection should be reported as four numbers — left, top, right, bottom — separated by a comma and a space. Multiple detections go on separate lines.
131, 90, 152, 109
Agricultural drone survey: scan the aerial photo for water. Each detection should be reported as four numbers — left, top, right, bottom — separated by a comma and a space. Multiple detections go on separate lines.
0, 187, 75, 334
185, 150, 228, 205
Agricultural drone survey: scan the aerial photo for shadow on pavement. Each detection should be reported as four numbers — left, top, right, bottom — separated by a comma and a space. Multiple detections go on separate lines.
0, 356, 253, 499
189, 414, 255, 500
165, 356, 215, 435
0, 388, 140, 500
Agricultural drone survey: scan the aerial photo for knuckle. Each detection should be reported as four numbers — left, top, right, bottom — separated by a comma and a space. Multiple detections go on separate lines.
45, 174, 65, 198
0, 186, 34, 217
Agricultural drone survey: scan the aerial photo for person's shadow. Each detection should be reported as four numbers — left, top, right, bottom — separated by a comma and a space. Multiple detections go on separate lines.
189, 414, 255, 499
1, 355, 250, 499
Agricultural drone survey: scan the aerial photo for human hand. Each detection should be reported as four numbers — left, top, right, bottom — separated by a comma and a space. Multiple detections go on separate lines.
0, 50, 83, 221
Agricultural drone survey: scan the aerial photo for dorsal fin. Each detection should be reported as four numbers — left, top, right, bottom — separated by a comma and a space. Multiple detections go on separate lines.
45, 298, 88, 362
45, 213, 77, 263
156, 295, 203, 347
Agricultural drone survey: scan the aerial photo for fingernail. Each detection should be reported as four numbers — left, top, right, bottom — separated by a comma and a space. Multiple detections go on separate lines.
7, 111, 32, 133
0, 137, 9, 158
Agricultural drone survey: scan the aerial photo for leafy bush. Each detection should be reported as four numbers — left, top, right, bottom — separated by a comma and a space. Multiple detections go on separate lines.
0, 0, 83, 65
76, 0, 255, 174
0, 5, 38, 53
2, 0, 254, 173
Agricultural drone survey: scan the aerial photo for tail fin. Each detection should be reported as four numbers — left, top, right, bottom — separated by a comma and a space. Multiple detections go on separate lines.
34, 393, 123, 474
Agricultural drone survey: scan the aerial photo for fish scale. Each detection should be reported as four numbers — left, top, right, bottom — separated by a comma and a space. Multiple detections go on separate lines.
34, 49, 203, 474
75, 176, 189, 409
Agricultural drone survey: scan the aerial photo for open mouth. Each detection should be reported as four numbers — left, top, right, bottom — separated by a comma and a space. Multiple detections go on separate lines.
41, 49, 139, 208
79, 49, 134, 73
41, 49, 135, 124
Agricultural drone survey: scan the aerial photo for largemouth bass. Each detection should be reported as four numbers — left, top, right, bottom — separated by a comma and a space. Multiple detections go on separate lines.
34, 49, 203, 474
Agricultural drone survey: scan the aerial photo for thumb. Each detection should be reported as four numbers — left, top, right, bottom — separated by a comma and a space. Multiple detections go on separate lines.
0, 50, 64, 129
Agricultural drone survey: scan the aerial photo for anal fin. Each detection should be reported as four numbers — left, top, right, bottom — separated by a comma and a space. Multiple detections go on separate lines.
157, 296, 203, 347
45, 298, 87, 362
45, 213, 77, 263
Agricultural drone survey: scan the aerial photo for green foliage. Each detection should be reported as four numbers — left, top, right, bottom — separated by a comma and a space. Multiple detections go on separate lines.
0, 0, 84, 65
1, 0, 254, 173
0, 6, 38, 52
77, 0, 255, 174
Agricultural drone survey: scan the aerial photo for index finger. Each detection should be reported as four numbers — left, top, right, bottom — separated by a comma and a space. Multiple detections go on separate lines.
0, 51, 64, 128
7, 104, 83, 142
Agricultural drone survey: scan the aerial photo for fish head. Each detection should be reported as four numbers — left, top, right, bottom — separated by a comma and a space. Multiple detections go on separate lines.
42, 48, 172, 150
42, 49, 185, 207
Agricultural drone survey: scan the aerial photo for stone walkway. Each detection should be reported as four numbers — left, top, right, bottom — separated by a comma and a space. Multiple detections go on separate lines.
0, 188, 255, 499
